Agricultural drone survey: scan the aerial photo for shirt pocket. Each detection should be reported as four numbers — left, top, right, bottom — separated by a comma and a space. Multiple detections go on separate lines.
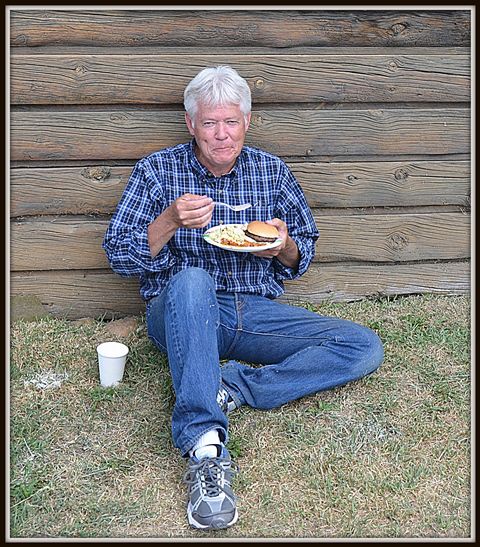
248, 197, 275, 222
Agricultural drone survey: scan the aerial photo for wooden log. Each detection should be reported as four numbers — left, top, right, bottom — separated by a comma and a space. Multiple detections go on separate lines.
10, 50, 471, 105
10, 108, 470, 162
9, 10, 471, 48
10, 211, 471, 272
292, 160, 471, 208
315, 211, 471, 263
282, 261, 470, 303
11, 270, 143, 319
10, 218, 110, 271
10, 261, 470, 319
10, 160, 471, 217
10, 165, 131, 216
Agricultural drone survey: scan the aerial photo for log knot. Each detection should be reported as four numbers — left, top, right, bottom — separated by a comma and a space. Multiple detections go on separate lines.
394, 168, 409, 181
388, 232, 409, 251
110, 113, 129, 122
81, 166, 111, 181
74, 64, 87, 75
13, 34, 28, 46
388, 60, 399, 71
390, 23, 407, 36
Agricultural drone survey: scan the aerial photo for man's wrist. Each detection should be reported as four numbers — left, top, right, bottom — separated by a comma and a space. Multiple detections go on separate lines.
148, 208, 178, 257
277, 236, 300, 269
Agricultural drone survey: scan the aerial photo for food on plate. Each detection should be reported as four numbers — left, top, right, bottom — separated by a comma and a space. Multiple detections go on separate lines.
207, 224, 261, 247
244, 221, 280, 243
205, 222, 281, 250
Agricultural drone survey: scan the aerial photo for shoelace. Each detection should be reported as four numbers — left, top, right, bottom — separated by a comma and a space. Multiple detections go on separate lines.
217, 388, 236, 413
184, 457, 239, 498
217, 388, 229, 405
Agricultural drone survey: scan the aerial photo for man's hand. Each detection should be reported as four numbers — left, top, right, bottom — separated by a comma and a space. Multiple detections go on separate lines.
168, 193, 214, 229
252, 218, 300, 269
148, 193, 214, 257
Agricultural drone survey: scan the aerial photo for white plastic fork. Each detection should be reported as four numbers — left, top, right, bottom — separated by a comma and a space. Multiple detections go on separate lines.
214, 201, 254, 212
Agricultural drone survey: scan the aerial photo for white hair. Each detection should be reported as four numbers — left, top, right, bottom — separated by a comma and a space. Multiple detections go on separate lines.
184, 65, 252, 125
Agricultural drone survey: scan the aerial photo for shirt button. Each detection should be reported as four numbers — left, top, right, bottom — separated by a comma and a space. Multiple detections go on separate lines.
227, 271, 232, 276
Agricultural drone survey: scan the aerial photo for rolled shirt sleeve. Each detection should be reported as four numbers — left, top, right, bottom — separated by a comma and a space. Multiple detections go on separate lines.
273, 234, 316, 281
102, 160, 176, 277
271, 165, 319, 281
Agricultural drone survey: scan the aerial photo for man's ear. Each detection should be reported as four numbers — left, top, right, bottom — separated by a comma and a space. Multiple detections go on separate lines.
245, 112, 252, 131
185, 112, 195, 136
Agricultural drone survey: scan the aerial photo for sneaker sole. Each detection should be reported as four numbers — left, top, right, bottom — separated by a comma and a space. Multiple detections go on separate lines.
187, 507, 239, 530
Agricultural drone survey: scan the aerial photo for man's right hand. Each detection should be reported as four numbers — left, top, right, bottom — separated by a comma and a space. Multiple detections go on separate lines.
147, 193, 214, 257
168, 193, 214, 229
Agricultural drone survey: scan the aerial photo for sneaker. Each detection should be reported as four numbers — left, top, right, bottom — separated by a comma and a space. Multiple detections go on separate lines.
184, 445, 239, 530
217, 387, 237, 415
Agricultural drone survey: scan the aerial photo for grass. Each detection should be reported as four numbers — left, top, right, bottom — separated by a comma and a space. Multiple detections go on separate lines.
9, 294, 472, 539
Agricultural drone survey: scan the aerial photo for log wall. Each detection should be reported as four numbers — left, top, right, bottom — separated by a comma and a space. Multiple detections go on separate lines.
9, 9, 472, 319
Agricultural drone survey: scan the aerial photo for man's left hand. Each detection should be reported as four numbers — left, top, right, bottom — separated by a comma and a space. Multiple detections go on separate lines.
252, 218, 287, 258
252, 219, 300, 269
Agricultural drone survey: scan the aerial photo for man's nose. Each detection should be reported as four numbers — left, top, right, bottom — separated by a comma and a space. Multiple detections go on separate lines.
215, 122, 228, 139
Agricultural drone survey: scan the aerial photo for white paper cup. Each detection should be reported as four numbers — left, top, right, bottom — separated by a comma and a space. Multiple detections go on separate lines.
97, 342, 129, 387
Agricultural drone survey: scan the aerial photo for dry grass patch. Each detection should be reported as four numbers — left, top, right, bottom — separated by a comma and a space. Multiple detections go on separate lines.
9, 294, 471, 539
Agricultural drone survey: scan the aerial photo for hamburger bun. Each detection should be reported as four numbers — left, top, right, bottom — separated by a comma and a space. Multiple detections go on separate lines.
244, 221, 280, 243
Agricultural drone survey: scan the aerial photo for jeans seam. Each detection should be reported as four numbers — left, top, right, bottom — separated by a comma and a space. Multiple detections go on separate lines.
146, 297, 168, 352
234, 328, 338, 343
235, 293, 243, 330
149, 334, 167, 353
166, 285, 191, 418
220, 323, 335, 341
219, 322, 241, 356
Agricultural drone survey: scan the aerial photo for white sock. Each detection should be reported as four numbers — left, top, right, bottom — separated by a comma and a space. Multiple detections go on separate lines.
190, 429, 221, 459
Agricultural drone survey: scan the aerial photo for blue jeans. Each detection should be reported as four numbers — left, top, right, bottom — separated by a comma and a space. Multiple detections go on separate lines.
146, 267, 384, 456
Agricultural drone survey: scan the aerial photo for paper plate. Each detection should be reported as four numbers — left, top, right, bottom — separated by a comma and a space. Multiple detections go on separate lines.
203, 224, 282, 253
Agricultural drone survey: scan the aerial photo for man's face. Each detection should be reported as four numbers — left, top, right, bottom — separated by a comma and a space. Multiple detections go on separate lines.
185, 103, 251, 177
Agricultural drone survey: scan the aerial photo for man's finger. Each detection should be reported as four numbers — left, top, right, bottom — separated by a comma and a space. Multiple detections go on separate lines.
180, 194, 213, 209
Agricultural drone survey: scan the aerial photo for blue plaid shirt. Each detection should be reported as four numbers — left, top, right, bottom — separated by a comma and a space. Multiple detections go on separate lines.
103, 141, 319, 301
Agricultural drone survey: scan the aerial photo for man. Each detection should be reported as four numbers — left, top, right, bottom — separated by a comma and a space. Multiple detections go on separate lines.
103, 66, 384, 531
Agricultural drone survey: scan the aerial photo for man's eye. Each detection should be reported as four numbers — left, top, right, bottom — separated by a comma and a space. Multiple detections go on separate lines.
227, 120, 239, 125
203, 122, 215, 128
